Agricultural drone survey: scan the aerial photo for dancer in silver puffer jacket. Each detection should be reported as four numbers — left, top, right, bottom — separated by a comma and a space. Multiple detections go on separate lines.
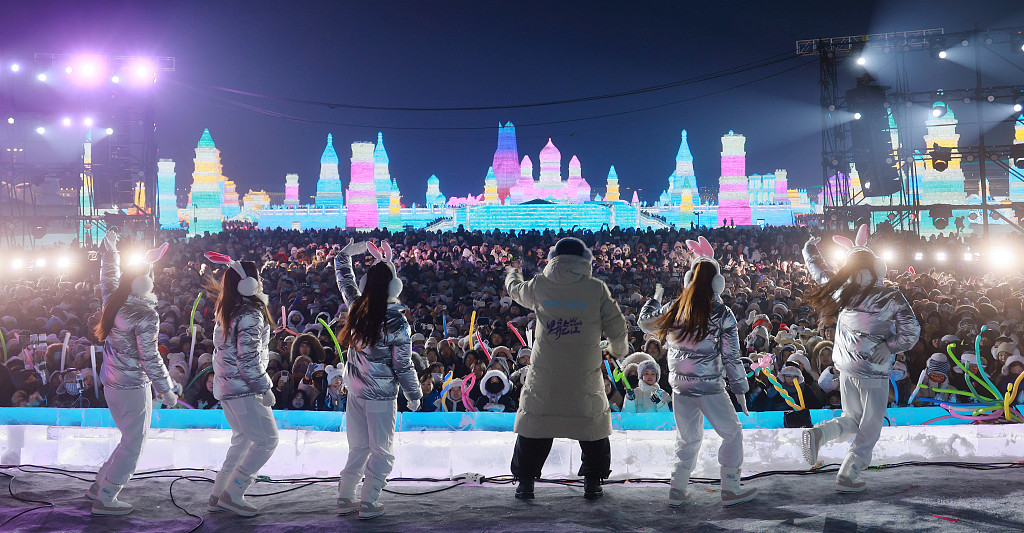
87, 230, 176, 516
801, 225, 920, 493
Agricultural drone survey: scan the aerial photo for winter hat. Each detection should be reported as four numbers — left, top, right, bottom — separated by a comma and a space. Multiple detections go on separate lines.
779, 361, 804, 384
517, 347, 532, 364
411, 333, 426, 345
955, 352, 985, 373
1001, 354, 1024, 376
487, 356, 510, 376
636, 359, 661, 383
785, 351, 813, 375
479, 369, 511, 398
939, 334, 961, 348
926, 353, 950, 377
548, 237, 593, 261
197, 353, 213, 369
325, 365, 344, 385
621, 352, 656, 379
491, 345, 512, 361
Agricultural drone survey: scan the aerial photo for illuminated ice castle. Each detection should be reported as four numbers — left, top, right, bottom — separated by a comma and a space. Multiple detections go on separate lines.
162, 125, 817, 234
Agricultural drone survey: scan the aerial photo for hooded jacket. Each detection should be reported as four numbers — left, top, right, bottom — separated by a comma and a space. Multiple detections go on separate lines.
638, 297, 748, 397
505, 254, 628, 441
99, 250, 174, 395
212, 298, 273, 401
802, 241, 921, 381
334, 251, 422, 403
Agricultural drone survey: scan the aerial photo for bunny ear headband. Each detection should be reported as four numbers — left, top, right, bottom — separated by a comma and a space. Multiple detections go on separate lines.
683, 236, 725, 294
366, 241, 398, 276
205, 251, 260, 297
830, 224, 887, 283
144, 242, 170, 265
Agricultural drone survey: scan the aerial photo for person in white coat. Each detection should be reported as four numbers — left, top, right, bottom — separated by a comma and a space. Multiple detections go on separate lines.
505, 237, 629, 501
334, 239, 422, 520
801, 225, 920, 492
87, 230, 177, 516
204, 252, 279, 517
638, 236, 756, 507
621, 359, 671, 414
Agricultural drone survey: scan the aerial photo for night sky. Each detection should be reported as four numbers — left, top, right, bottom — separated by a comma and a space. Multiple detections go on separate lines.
3, 1, 1024, 206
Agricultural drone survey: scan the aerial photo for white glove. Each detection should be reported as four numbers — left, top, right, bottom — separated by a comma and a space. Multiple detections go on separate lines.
341, 238, 367, 257
734, 392, 749, 416
261, 391, 276, 407
805, 236, 821, 248
653, 283, 664, 302
407, 398, 421, 412
103, 229, 119, 251
161, 390, 178, 408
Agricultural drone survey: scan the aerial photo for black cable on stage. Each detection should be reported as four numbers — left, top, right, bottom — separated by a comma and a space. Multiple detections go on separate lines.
0, 470, 54, 529
168, 476, 209, 533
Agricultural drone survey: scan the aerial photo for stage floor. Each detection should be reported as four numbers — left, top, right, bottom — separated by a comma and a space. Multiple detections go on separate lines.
2, 465, 1023, 532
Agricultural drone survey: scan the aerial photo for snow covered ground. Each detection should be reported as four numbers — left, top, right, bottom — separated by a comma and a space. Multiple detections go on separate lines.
2, 464, 1023, 532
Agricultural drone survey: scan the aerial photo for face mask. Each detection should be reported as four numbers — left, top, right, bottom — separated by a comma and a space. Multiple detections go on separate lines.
432, 372, 442, 382
627, 375, 639, 389
891, 369, 906, 381
485, 379, 504, 394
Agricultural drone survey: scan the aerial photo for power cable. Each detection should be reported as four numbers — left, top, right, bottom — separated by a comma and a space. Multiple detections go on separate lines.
211, 51, 798, 112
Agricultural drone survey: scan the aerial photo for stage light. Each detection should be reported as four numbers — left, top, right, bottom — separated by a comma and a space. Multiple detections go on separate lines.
1014, 32, 1024, 54
11, 259, 23, 271
64, 66, 72, 74
938, 50, 947, 59
833, 249, 847, 262
881, 249, 895, 261
914, 252, 923, 261
128, 252, 146, 266
36, 73, 47, 82
963, 252, 973, 262
36, 126, 45, 135
57, 256, 71, 270
111, 75, 120, 83
10, 63, 19, 72
1016, 103, 1023, 113
35, 258, 46, 268
930, 143, 951, 172
936, 251, 947, 262
853, 112, 862, 120
1011, 143, 1024, 169
856, 57, 866, 66
6, 117, 12, 125
105, 127, 114, 135
61, 117, 71, 127
84, 117, 94, 127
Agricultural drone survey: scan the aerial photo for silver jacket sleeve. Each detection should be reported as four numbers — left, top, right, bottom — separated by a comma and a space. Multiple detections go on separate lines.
639, 298, 749, 397
99, 252, 174, 394
335, 250, 423, 402
802, 240, 833, 285
213, 301, 273, 400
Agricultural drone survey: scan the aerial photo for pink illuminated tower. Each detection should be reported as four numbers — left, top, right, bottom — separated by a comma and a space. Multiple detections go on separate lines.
717, 130, 751, 226
346, 142, 378, 229
773, 169, 789, 203
566, 155, 591, 203
284, 173, 299, 206
508, 155, 536, 204
492, 122, 520, 203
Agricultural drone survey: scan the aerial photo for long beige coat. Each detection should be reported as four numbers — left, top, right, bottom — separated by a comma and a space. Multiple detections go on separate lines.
505, 255, 629, 441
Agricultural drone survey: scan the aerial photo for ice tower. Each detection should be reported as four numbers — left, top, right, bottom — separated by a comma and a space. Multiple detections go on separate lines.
388, 179, 402, 231
670, 130, 698, 205
536, 139, 562, 200
315, 134, 344, 208
284, 173, 299, 207
425, 175, 446, 207
566, 156, 591, 203
374, 132, 391, 213
606, 166, 620, 201
492, 122, 521, 202
157, 159, 178, 229
222, 180, 240, 219
346, 142, 378, 229
484, 167, 499, 204
508, 156, 536, 204
773, 169, 789, 203
717, 130, 751, 226
189, 129, 225, 235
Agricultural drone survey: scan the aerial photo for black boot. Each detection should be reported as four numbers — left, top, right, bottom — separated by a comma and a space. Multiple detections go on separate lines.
515, 477, 535, 500
584, 477, 603, 500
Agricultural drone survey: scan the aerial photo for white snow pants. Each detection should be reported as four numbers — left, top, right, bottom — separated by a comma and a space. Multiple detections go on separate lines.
100, 386, 153, 485
340, 396, 398, 486
671, 391, 744, 481
213, 395, 280, 495
821, 374, 888, 464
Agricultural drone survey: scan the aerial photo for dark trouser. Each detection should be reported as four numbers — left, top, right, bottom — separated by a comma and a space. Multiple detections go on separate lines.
510, 435, 611, 480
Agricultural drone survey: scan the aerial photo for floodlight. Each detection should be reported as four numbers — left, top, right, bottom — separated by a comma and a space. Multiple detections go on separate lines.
936, 251, 947, 262
37, 73, 47, 82
930, 143, 952, 172
128, 252, 146, 266
6, 117, 12, 125
1016, 103, 1023, 113
105, 127, 114, 135
856, 57, 866, 66
10, 63, 19, 72
111, 75, 120, 83
64, 66, 72, 74
881, 249, 895, 261
35, 258, 46, 268
913, 252, 923, 261
853, 112, 862, 120
84, 117, 94, 127
963, 252, 973, 262
36, 126, 45, 135
57, 256, 71, 270
938, 50, 947, 59
11, 259, 23, 270
61, 117, 71, 127
833, 249, 847, 262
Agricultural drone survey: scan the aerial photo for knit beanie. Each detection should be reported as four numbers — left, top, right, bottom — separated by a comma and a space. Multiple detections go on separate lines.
926, 353, 950, 377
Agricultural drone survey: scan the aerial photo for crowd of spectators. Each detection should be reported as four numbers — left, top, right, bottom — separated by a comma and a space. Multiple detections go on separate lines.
1, 224, 1022, 417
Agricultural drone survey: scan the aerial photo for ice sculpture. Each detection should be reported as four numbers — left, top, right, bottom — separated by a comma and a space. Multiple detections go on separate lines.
492, 122, 520, 202
315, 133, 344, 208
157, 159, 177, 229
717, 130, 752, 226
346, 142, 377, 229
189, 129, 226, 236
284, 173, 299, 207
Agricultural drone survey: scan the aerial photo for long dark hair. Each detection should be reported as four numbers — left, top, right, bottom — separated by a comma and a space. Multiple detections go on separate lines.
204, 261, 274, 334
804, 249, 879, 327
339, 261, 393, 349
94, 263, 149, 342
652, 261, 716, 343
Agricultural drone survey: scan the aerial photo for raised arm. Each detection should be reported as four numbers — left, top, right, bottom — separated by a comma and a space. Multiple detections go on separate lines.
100, 231, 121, 305
504, 265, 535, 310
638, 283, 668, 335
334, 251, 362, 306
801, 236, 833, 285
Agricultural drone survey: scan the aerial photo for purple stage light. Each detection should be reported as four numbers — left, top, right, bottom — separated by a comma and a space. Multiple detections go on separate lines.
83, 117, 94, 127
36, 73, 47, 82
62, 117, 72, 127
111, 75, 120, 83
105, 127, 113, 135
64, 66, 73, 74
10, 63, 19, 72
36, 126, 45, 135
